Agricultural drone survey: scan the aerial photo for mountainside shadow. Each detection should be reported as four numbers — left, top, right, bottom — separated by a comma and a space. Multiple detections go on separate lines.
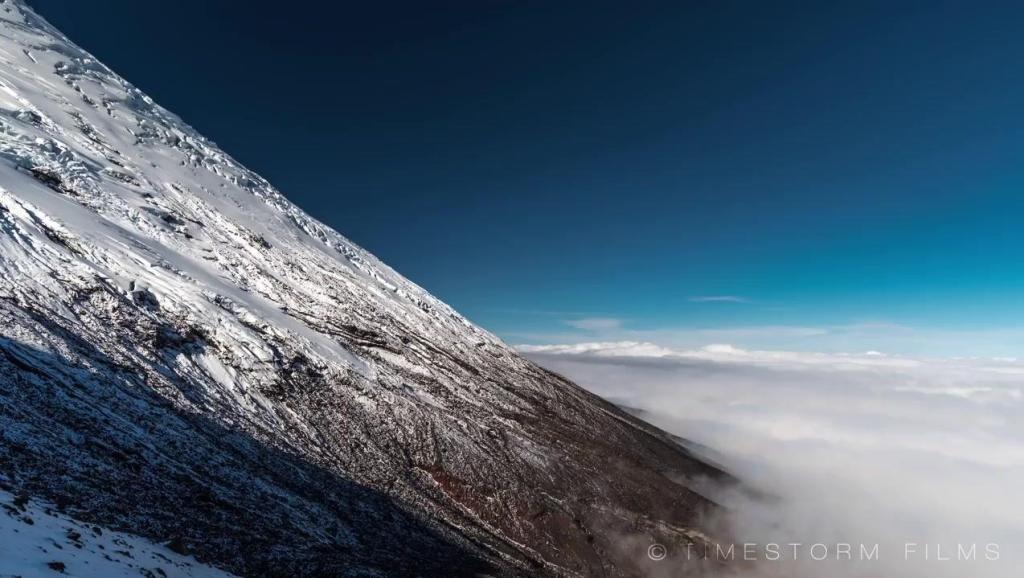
0, 334, 503, 578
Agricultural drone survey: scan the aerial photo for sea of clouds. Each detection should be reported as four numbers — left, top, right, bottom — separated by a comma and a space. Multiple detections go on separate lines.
521, 341, 1023, 577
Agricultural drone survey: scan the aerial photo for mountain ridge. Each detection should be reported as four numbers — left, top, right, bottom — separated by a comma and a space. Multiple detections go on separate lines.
0, 1, 730, 575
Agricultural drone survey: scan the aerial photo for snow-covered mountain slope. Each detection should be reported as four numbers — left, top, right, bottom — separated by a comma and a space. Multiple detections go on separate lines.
0, 486, 236, 578
0, 1, 729, 576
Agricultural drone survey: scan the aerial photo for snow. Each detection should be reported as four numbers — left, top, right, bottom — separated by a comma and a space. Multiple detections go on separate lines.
0, 1, 725, 575
0, 0, 504, 402
0, 488, 236, 578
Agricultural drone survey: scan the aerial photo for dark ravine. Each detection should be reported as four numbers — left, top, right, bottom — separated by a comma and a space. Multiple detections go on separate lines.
0, 1, 734, 576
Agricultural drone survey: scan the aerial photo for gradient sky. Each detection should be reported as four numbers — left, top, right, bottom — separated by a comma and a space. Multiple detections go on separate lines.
28, 0, 1024, 356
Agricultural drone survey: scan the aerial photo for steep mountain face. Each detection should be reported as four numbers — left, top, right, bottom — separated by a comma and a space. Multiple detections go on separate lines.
0, 2, 728, 576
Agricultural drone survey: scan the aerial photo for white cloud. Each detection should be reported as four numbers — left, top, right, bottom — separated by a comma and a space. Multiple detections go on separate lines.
521, 341, 1024, 577
519, 340, 675, 357
510, 322, 1024, 358
689, 295, 751, 303
564, 317, 624, 331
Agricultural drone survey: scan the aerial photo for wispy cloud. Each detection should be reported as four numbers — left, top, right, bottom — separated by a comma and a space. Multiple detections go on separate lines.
689, 295, 751, 303
521, 342, 1024, 577
564, 317, 624, 331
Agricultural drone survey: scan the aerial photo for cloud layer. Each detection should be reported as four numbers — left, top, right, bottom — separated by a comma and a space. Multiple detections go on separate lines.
521, 341, 1024, 577
515, 323, 1024, 359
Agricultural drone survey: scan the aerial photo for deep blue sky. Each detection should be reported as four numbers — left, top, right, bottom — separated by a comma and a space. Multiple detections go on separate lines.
29, 0, 1024, 355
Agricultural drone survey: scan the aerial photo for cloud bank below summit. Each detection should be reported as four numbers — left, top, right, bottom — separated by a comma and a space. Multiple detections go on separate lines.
521, 341, 1024, 577
513, 321, 1024, 358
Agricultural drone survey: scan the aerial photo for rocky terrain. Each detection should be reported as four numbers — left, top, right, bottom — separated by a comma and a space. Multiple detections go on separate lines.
0, 1, 731, 575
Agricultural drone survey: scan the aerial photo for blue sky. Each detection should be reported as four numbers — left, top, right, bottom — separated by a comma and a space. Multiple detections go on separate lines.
30, 0, 1024, 356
